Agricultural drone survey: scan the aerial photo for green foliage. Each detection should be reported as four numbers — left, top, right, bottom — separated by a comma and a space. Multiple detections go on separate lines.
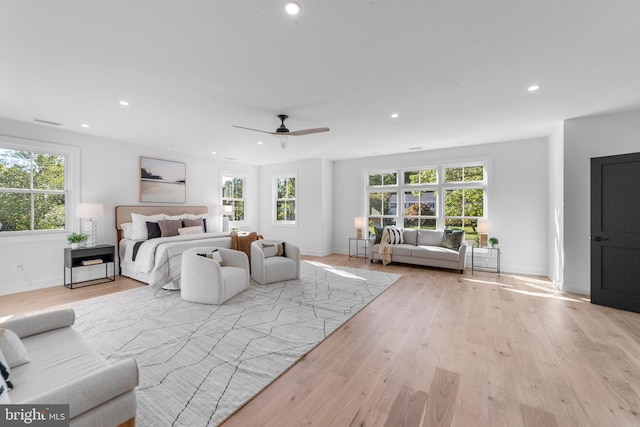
368, 172, 397, 186
0, 149, 66, 232
404, 169, 436, 185
489, 237, 499, 245
222, 177, 245, 221
67, 232, 87, 243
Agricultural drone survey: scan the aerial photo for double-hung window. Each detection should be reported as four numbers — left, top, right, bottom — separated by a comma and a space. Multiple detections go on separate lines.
221, 175, 245, 222
274, 173, 296, 224
0, 147, 68, 234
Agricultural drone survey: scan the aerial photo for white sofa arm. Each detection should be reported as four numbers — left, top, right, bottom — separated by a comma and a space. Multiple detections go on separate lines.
0, 308, 75, 338
22, 358, 139, 419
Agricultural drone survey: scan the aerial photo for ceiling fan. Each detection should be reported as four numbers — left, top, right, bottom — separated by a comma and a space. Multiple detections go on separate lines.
233, 114, 330, 149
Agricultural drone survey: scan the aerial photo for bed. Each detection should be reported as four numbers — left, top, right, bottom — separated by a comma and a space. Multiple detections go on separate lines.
115, 205, 232, 289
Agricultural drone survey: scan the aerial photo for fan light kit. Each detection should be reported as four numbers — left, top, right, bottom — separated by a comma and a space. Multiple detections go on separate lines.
233, 114, 329, 149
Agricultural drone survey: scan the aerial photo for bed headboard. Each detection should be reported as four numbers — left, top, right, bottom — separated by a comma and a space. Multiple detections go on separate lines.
115, 205, 208, 240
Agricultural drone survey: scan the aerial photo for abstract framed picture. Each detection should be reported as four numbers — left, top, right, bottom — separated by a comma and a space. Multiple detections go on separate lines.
139, 157, 186, 203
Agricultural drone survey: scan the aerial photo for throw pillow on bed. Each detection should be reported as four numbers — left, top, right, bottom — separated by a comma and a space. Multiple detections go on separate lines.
158, 219, 182, 237
182, 218, 207, 232
131, 213, 165, 240
146, 221, 162, 239
178, 226, 203, 235
441, 229, 464, 250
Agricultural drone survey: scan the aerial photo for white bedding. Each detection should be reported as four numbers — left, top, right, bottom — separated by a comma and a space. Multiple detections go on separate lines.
120, 233, 231, 288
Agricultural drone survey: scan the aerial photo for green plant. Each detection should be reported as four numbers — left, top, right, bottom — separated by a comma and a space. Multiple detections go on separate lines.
488, 237, 499, 245
67, 232, 87, 244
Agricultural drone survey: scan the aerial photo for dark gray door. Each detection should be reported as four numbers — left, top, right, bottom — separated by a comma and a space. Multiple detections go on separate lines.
591, 152, 640, 313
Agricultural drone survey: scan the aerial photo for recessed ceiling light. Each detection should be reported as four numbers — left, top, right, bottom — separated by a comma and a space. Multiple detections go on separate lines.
211, 151, 217, 155
528, 84, 541, 92
81, 123, 90, 128
119, 100, 130, 106
285, 1, 300, 15
258, 141, 263, 145
391, 113, 399, 118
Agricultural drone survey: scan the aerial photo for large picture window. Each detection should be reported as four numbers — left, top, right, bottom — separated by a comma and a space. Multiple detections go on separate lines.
274, 173, 296, 224
366, 162, 488, 241
0, 148, 67, 233
221, 175, 245, 222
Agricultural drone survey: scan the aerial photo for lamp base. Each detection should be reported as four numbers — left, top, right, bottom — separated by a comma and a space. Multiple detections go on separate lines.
479, 233, 488, 248
222, 216, 229, 233
356, 228, 363, 239
83, 220, 98, 247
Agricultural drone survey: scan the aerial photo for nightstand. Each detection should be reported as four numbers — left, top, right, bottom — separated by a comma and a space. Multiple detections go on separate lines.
64, 244, 116, 289
471, 246, 500, 275
349, 237, 373, 259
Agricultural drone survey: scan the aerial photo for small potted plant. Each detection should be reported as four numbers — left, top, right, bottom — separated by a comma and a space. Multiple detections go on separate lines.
488, 237, 499, 248
67, 232, 87, 249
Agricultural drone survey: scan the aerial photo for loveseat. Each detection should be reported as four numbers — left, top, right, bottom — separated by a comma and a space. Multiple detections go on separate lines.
371, 229, 467, 273
0, 308, 138, 427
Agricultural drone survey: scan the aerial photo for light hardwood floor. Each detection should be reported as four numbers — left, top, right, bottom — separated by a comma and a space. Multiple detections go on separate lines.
2, 255, 640, 426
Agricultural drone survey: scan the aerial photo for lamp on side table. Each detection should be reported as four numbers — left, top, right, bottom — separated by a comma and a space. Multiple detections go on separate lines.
76, 203, 104, 247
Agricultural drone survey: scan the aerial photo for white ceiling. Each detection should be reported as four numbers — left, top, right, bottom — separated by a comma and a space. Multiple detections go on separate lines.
2, 1, 640, 166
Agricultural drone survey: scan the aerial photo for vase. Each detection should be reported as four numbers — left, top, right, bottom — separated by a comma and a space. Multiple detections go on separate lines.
70, 243, 80, 249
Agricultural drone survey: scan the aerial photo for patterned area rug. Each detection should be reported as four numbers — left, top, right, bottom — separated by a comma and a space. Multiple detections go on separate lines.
71, 261, 401, 426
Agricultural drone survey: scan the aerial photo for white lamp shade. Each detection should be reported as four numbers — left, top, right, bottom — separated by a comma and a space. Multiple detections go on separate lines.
219, 205, 233, 215
354, 217, 366, 228
477, 219, 491, 233
76, 203, 104, 219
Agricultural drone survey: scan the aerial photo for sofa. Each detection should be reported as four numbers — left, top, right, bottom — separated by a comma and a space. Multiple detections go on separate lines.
0, 308, 138, 427
371, 229, 467, 273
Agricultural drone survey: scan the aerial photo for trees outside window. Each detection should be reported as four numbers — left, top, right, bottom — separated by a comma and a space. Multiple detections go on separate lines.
274, 174, 296, 224
221, 176, 245, 221
0, 148, 66, 233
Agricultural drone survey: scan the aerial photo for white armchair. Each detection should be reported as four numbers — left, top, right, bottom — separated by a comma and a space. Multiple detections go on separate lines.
250, 240, 301, 285
181, 247, 249, 304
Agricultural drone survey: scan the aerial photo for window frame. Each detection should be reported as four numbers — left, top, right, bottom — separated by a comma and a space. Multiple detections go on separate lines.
220, 172, 247, 225
0, 136, 79, 242
273, 172, 297, 226
364, 159, 490, 239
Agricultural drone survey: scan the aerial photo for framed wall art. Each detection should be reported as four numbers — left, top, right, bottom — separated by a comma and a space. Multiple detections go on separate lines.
139, 157, 186, 203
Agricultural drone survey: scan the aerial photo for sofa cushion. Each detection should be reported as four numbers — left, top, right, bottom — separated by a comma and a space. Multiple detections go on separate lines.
417, 230, 443, 246
9, 327, 107, 403
389, 244, 415, 257
442, 229, 464, 249
373, 226, 384, 244
403, 229, 418, 246
412, 246, 460, 262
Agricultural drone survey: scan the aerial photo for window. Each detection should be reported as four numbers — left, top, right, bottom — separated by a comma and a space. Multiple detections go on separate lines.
0, 148, 67, 233
274, 174, 296, 224
365, 162, 488, 240
221, 175, 245, 221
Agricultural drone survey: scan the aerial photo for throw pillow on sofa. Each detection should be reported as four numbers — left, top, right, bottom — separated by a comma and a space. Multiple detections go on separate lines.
385, 227, 404, 244
442, 229, 464, 249
373, 226, 384, 244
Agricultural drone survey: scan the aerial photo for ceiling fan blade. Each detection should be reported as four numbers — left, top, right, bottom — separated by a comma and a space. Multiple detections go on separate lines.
232, 125, 278, 135
286, 127, 330, 136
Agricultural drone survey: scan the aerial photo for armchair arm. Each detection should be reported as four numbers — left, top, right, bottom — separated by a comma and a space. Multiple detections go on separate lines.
0, 309, 75, 338
284, 243, 301, 279
250, 242, 267, 285
22, 358, 139, 419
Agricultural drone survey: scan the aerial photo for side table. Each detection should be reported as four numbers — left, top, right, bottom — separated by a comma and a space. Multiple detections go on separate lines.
349, 237, 373, 259
64, 244, 116, 289
471, 246, 501, 275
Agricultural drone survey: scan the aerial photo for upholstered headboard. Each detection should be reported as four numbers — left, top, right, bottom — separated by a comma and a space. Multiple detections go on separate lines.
115, 205, 208, 241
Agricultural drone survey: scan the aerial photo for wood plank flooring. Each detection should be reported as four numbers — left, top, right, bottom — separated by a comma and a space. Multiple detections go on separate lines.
2, 255, 640, 426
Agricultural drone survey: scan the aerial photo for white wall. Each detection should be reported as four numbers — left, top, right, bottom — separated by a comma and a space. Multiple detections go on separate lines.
563, 109, 640, 294
0, 117, 258, 295
333, 137, 549, 275
548, 123, 564, 288
258, 158, 333, 256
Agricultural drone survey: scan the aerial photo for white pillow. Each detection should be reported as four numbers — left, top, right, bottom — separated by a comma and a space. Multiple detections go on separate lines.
120, 222, 134, 240
131, 213, 165, 240
385, 227, 404, 245
260, 242, 284, 257
0, 350, 12, 393
163, 214, 186, 220
0, 329, 29, 368
177, 226, 203, 235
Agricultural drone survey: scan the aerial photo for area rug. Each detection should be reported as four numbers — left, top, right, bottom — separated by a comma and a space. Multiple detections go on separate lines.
71, 261, 401, 426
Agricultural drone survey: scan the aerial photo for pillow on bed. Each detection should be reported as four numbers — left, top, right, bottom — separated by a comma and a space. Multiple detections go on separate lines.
158, 219, 182, 237
131, 213, 165, 240
182, 218, 207, 232
146, 221, 162, 239
121, 222, 134, 240
177, 226, 203, 235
